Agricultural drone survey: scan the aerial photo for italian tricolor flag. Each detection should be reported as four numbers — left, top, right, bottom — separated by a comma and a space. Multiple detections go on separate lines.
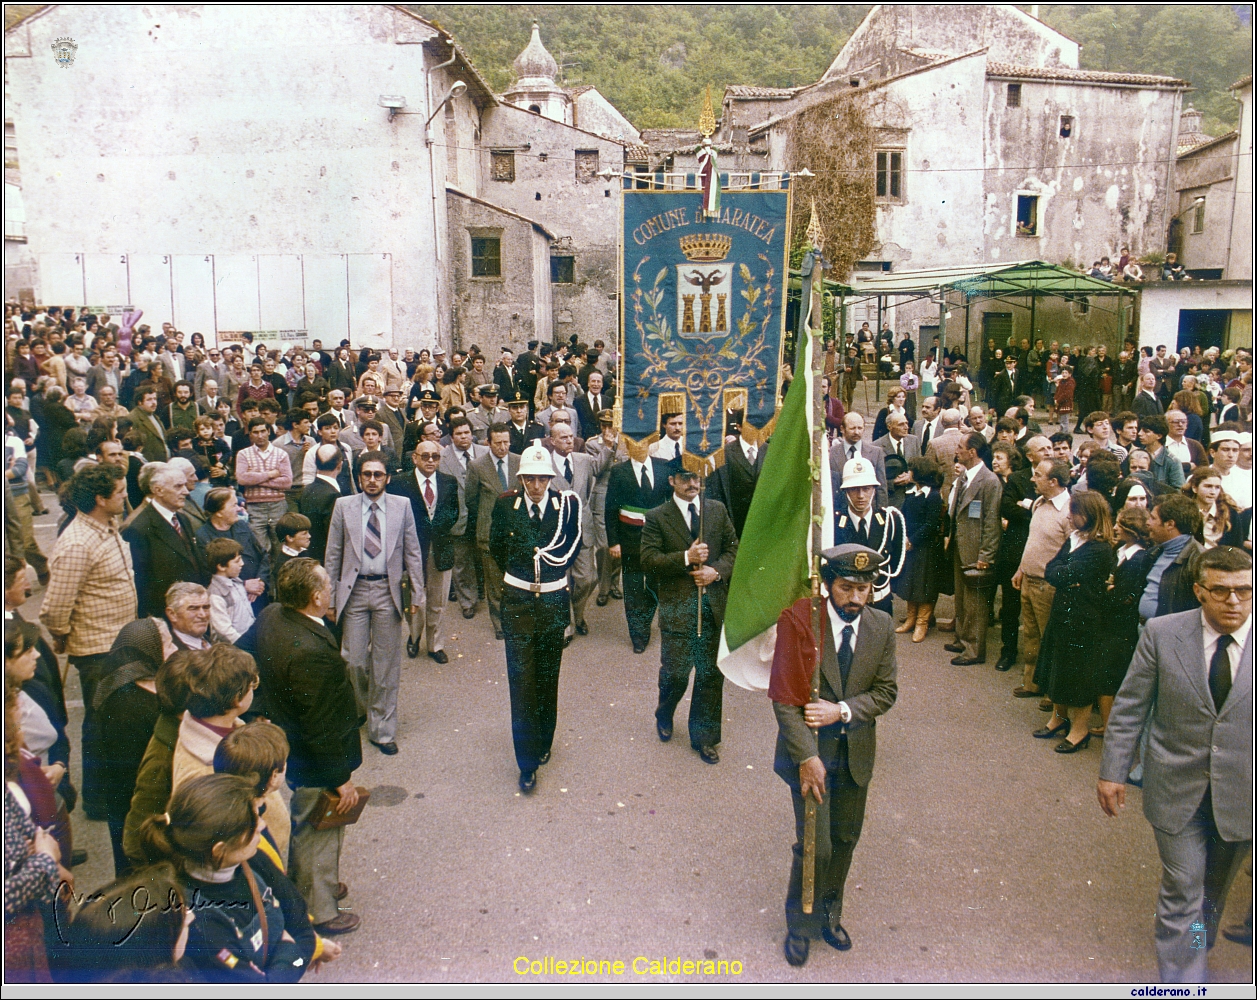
717, 318, 833, 690
697, 141, 720, 218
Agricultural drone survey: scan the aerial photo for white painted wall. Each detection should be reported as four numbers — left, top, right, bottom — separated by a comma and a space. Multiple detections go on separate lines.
1138, 282, 1254, 351
5, 4, 444, 349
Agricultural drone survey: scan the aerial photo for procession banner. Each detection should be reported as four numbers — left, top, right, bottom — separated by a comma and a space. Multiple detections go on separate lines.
620, 184, 792, 464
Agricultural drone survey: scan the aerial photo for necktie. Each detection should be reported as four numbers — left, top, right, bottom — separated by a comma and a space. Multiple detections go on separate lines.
423, 478, 435, 508
592, 394, 600, 412
1209, 634, 1233, 711
530, 502, 541, 528
687, 502, 699, 541
922, 424, 932, 449
896, 440, 903, 459
748, 445, 757, 464
564, 457, 572, 482
838, 624, 854, 691
461, 450, 469, 468
170, 515, 183, 538
497, 459, 507, 490
639, 467, 650, 493
364, 502, 381, 559
849, 445, 857, 461
855, 517, 868, 545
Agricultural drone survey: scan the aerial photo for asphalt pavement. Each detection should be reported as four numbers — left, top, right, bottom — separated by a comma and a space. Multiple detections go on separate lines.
25, 492, 1251, 985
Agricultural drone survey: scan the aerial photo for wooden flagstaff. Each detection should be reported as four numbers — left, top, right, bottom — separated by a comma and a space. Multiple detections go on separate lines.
801, 200, 826, 915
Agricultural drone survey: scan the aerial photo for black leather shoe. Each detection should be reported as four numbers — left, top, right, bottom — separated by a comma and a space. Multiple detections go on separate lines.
1033, 718, 1069, 739
822, 914, 852, 951
406, 637, 420, 659
462, 607, 476, 619
1055, 733, 1091, 754
494, 629, 504, 641
429, 650, 449, 664
783, 931, 810, 967
696, 745, 720, 765
610, 588, 623, 600
943, 641, 966, 653
994, 657, 1015, 672
563, 634, 573, 648
632, 642, 647, 654
575, 621, 589, 636
538, 750, 551, 765
371, 740, 399, 755
70, 848, 88, 867
950, 655, 983, 665
656, 720, 673, 742
596, 595, 610, 606
519, 770, 537, 793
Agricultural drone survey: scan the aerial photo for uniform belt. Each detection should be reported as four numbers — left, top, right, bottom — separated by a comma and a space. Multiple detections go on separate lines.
503, 573, 567, 594
358, 574, 388, 582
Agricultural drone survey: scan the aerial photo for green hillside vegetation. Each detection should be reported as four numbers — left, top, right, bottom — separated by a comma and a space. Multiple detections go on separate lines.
411, 4, 1252, 135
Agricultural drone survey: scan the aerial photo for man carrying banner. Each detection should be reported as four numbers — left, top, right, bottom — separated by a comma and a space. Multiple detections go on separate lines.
639, 467, 738, 764
769, 543, 899, 966
489, 443, 582, 794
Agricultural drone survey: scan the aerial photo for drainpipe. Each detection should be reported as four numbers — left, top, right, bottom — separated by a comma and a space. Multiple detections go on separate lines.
1223, 89, 1242, 279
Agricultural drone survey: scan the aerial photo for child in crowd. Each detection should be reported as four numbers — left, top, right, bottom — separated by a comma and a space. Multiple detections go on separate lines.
206, 538, 255, 644
271, 513, 311, 595
899, 361, 920, 424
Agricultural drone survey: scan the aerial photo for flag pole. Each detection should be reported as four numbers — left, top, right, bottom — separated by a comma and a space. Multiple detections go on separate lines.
801, 201, 826, 915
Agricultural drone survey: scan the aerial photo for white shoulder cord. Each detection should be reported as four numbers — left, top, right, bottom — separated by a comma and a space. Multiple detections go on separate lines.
533, 490, 583, 580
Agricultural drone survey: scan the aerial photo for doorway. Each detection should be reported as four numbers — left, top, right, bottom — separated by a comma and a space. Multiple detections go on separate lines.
1176, 309, 1230, 352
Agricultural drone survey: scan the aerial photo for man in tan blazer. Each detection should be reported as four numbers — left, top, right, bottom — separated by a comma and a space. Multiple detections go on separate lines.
943, 432, 1003, 664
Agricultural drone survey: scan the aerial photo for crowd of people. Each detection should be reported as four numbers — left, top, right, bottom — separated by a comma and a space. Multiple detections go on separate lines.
3, 299, 1253, 981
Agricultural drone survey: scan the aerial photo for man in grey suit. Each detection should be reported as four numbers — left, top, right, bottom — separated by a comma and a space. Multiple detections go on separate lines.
464, 423, 519, 640
873, 412, 920, 509
586, 411, 629, 605
325, 453, 425, 755
194, 347, 228, 400
441, 416, 488, 618
925, 408, 966, 501
943, 432, 1002, 664
828, 411, 887, 510
547, 420, 613, 637
770, 544, 898, 966
1098, 545, 1253, 983
911, 396, 941, 452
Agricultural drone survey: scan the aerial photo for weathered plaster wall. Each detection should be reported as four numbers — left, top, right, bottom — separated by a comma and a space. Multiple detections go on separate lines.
5, 4, 447, 349
983, 78, 1181, 268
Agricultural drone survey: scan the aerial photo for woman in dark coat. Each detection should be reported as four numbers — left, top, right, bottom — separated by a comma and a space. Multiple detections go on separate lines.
1095, 505, 1153, 737
37, 388, 77, 489
1034, 490, 1116, 753
892, 457, 945, 642
92, 617, 165, 877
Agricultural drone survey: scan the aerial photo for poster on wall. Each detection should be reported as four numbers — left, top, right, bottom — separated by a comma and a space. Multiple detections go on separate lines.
620, 184, 792, 465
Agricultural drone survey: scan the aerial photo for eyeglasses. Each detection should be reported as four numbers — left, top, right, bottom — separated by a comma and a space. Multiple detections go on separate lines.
1202, 586, 1253, 601
359, 470, 388, 479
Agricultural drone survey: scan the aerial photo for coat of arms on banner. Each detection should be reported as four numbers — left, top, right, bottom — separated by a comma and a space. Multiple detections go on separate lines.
676, 234, 734, 340
51, 37, 78, 67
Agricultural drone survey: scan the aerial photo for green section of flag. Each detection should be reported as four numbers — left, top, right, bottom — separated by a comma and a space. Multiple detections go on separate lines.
722, 326, 813, 652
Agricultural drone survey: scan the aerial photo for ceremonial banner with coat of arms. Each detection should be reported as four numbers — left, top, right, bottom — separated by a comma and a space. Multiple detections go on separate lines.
620, 185, 792, 464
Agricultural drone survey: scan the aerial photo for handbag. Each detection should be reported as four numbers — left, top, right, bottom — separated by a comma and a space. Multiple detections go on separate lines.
308, 786, 371, 831
241, 861, 269, 968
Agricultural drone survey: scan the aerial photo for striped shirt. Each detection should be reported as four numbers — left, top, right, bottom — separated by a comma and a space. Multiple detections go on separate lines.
235, 444, 293, 504
40, 513, 137, 656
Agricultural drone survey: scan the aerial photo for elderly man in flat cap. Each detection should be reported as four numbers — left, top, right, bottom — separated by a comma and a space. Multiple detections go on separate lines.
768, 543, 899, 968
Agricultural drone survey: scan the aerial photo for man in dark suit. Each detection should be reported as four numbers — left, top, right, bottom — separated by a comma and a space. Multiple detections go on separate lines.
465, 423, 520, 640
873, 413, 919, 509
128, 386, 171, 464
254, 558, 363, 936
298, 444, 344, 563
989, 355, 1020, 419
571, 370, 609, 441
605, 452, 673, 653
1132, 372, 1165, 417
493, 346, 516, 401
769, 544, 898, 966
1099, 546, 1252, 982
514, 341, 542, 417
639, 469, 738, 764
707, 419, 768, 538
122, 462, 208, 618
389, 438, 459, 661
944, 433, 1003, 665
828, 411, 888, 510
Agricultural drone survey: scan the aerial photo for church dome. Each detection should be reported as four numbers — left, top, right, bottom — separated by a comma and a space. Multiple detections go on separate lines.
512, 22, 559, 88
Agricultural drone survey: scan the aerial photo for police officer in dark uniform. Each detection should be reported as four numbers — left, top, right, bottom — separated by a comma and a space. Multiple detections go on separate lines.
768, 543, 899, 967
489, 443, 583, 793
505, 389, 546, 455
833, 456, 906, 616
